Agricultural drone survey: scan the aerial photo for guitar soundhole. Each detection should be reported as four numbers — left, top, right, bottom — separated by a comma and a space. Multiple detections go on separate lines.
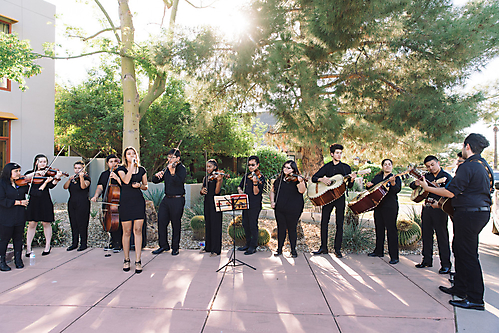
331, 180, 336, 185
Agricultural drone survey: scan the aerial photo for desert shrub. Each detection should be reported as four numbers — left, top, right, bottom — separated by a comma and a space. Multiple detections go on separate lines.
143, 188, 165, 211
337, 220, 375, 253
24, 220, 66, 247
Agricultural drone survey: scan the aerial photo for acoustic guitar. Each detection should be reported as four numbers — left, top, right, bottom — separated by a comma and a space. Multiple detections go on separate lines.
307, 169, 371, 207
425, 197, 454, 218
409, 168, 447, 203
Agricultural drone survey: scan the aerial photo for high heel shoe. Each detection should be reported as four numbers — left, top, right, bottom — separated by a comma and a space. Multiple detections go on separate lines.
135, 260, 142, 274
25, 251, 32, 258
123, 258, 131, 272
41, 246, 51, 256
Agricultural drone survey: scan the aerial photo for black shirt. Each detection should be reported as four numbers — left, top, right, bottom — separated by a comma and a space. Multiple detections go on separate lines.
410, 169, 453, 201
68, 174, 91, 204
312, 161, 354, 189
239, 173, 266, 210
0, 180, 29, 227
97, 170, 120, 194
447, 154, 492, 208
273, 177, 304, 213
152, 163, 187, 196
367, 173, 402, 208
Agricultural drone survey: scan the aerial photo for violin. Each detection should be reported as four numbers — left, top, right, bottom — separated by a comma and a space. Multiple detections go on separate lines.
284, 173, 308, 182
248, 170, 264, 184
41, 168, 69, 178
15, 176, 50, 186
208, 171, 230, 182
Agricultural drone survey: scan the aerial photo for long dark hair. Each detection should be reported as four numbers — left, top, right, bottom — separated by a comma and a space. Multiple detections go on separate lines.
1, 162, 21, 182
279, 160, 300, 180
32, 154, 48, 171
376, 158, 393, 176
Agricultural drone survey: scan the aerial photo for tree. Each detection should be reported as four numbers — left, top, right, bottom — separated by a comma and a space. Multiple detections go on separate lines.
212, 0, 499, 175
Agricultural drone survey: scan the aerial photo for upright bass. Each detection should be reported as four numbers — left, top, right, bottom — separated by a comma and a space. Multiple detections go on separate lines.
101, 165, 120, 232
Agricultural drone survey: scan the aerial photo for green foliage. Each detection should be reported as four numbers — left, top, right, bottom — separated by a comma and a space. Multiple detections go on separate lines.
258, 228, 271, 246
397, 219, 422, 248
360, 164, 381, 183
23, 220, 65, 247
0, 32, 42, 91
143, 188, 165, 211
190, 215, 205, 230
221, 176, 242, 195
407, 206, 422, 227
227, 215, 245, 241
255, 146, 288, 179
339, 220, 375, 253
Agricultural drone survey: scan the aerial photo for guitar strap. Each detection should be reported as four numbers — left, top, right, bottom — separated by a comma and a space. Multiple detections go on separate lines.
473, 159, 494, 195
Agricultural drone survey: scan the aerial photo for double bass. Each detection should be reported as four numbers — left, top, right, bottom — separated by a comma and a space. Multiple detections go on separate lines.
100, 166, 120, 232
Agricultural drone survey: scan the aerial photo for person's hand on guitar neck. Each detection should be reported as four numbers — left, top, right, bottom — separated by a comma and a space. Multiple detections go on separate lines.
319, 176, 332, 186
414, 178, 428, 190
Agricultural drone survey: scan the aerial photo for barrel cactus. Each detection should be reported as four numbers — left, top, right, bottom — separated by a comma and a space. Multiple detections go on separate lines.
258, 228, 271, 246
191, 215, 205, 241
397, 219, 421, 249
228, 215, 246, 246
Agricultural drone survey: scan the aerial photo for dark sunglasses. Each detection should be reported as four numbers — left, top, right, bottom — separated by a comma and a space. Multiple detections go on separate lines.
248, 163, 257, 167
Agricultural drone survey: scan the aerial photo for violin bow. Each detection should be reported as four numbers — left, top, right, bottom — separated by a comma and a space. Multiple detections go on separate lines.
242, 155, 249, 193
73, 150, 101, 182
204, 150, 208, 188
162, 140, 183, 173
45, 145, 66, 172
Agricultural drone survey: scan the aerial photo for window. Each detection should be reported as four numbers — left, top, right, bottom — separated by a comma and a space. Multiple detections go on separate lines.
0, 119, 11, 174
0, 15, 16, 92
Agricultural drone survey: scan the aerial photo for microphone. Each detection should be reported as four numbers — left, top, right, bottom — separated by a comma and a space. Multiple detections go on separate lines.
132, 158, 137, 165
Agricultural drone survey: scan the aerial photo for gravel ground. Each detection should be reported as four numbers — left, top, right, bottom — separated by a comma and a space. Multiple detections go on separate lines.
52, 202, 436, 257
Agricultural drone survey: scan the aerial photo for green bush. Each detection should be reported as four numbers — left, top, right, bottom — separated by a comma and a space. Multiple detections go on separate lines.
336, 220, 374, 253
24, 220, 66, 247
255, 146, 288, 179
143, 188, 165, 211
407, 205, 422, 227
360, 163, 381, 182
221, 176, 242, 195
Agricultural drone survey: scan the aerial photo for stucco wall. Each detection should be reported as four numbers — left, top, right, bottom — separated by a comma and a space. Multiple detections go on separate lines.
0, 0, 55, 170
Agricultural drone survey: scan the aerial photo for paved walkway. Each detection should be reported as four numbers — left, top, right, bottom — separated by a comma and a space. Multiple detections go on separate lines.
1, 223, 498, 333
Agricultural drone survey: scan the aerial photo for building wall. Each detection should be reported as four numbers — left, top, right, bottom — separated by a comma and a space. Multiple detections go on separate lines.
0, 0, 55, 171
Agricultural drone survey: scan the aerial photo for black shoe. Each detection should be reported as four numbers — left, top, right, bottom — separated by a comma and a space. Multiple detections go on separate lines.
415, 261, 432, 268
334, 251, 343, 258
152, 247, 168, 255
449, 298, 484, 311
237, 246, 249, 251
439, 266, 451, 274
123, 258, 131, 272
291, 252, 298, 258
244, 248, 256, 255
171, 249, 179, 256
439, 286, 466, 299
274, 251, 282, 257
367, 252, 383, 257
14, 252, 24, 269
77, 246, 87, 252
25, 251, 32, 258
41, 247, 51, 256
312, 248, 328, 255
389, 259, 399, 264
135, 261, 142, 274
0, 255, 11, 271
67, 245, 78, 251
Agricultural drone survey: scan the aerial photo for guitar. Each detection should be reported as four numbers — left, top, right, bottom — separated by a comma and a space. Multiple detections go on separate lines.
425, 197, 454, 218
409, 168, 447, 203
348, 168, 412, 215
307, 169, 371, 207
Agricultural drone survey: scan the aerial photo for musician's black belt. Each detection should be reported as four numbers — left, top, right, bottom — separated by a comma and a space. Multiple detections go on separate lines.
165, 195, 184, 198
454, 206, 490, 212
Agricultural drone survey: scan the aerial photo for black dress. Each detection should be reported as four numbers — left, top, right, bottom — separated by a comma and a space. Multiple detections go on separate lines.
203, 176, 222, 255
117, 165, 146, 221
25, 170, 56, 222
273, 177, 304, 253
67, 175, 91, 247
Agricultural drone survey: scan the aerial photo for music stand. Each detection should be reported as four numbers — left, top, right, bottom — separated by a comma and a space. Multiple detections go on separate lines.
216, 194, 256, 272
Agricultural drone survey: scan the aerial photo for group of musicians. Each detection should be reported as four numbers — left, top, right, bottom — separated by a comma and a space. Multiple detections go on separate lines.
0, 133, 492, 311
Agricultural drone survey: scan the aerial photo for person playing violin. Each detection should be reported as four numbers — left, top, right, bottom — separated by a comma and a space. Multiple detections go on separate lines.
366, 158, 402, 264
200, 159, 224, 257
63, 160, 91, 252
312, 144, 356, 258
270, 160, 306, 258
116, 147, 148, 273
152, 148, 186, 256
91, 154, 122, 252
25, 154, 63, 257
237, 155, 266, 255
0, 163, 29, 271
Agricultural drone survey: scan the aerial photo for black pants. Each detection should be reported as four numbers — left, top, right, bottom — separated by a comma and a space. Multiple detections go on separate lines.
204, 203, 222, 255
421, 206, 451, 267
68, 201, 90, 248
452, 211, 489, 303
275, 209, 301, 253
373, 205, 399, 260
320, 197, 345, 252
0, 225, 24, 256
242, 207, 261, 249
157, 197, 185, 250
109, 224, 123, 249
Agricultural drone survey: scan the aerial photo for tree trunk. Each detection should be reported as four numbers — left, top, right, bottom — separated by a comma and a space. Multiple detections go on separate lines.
300, 144, 324, 178
119, 0, 140, 154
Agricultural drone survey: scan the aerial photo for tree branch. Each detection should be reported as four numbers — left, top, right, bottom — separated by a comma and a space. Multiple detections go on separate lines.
139, 72, 167, 119
94, 0, 121, 43
36, 50, 120, 60
184, 0, 217, 9
82, 27, 121, 41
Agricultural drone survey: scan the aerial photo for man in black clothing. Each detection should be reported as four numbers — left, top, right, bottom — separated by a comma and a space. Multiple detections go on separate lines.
312, 144, 355, 258
91, 154, 122, 252
151, 148, 187, 256
237, 156, 265, 255
410, 155, 452, 273
416, 133, 492, 311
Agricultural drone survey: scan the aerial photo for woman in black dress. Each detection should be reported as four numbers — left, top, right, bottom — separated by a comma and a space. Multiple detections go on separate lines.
63, 160, 91, 252
0, 163, 29, 271
25, 154, 62, 257
200, 159, 223, 257
270, 160, 306, 258
116, 147, 148, 273
366, 158, 401, 264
